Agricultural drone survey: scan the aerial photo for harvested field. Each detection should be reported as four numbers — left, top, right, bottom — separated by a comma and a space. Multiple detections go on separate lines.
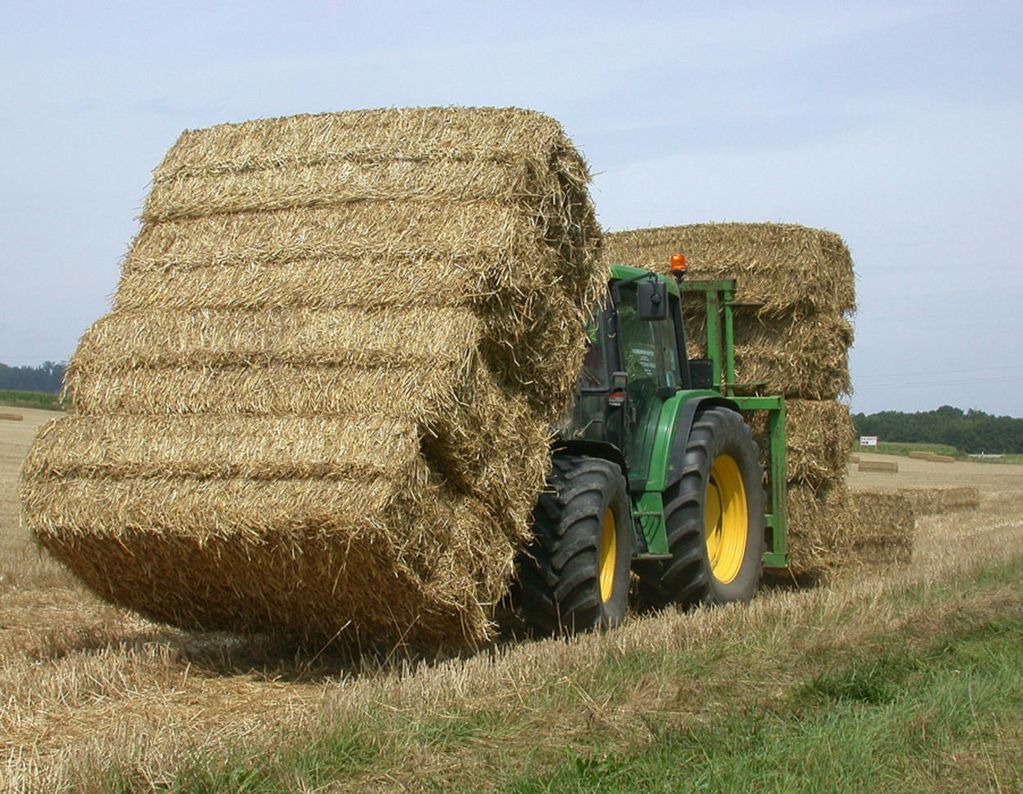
3, 411, 1021, 790
19, 107, 604, 650
851, 452, 1022, 491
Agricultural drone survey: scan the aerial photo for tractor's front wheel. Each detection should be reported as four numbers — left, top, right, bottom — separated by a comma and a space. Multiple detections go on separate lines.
637, 407, 765, 609
514, 456, 633, 635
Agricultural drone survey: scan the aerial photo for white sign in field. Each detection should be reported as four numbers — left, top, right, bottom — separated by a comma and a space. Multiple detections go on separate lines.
860, 436, 879, 447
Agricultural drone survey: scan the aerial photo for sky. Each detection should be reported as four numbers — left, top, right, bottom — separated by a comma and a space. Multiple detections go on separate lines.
1, 1, 1021, 416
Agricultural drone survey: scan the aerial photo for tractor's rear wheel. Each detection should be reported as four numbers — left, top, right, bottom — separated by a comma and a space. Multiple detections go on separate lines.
514, 456, 632, 634
637, 407, 765, 609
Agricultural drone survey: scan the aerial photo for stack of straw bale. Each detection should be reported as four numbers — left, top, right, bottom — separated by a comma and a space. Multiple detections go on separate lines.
20, 107, 603, 649
605, 223, 858, 576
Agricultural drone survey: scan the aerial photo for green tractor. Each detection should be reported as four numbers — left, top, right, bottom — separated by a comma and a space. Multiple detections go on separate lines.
512, 260, 789, 633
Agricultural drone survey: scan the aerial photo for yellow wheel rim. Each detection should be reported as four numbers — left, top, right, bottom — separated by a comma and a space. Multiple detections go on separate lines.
704, 454, 748, 584
598, 508, 617, 603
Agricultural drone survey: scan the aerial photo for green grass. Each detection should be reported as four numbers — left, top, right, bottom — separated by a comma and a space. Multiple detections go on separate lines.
0, 389, 65, 410
103, 554, 1023, 793
513, 618, 1022, 792
856, 441, 960, 457
131, 726, 382, 793
853, 441, 1023, 465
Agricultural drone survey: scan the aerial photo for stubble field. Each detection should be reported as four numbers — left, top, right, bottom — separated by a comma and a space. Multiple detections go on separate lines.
2, 407, 1022, 791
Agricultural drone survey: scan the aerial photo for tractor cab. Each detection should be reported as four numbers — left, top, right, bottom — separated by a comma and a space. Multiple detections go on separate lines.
565, 265, 705, 491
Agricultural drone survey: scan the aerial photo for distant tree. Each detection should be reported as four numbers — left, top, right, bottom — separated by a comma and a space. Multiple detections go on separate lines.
852, 406, 1023, 454
0, 361, 66, 393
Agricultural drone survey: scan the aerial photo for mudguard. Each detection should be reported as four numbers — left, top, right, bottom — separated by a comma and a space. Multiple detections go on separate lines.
660, 394, 740, 491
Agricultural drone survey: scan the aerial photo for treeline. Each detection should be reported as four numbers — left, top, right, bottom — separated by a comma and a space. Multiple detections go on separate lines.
853, 405, 1023, 455
0, 362, 66, 393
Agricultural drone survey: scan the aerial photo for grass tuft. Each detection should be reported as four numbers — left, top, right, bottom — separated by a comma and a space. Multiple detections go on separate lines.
801, 652, 918, 705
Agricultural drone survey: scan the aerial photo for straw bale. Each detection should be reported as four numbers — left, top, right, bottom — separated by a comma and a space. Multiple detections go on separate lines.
907, 451, 931, 460
22, 417, 526, 644
0, 412, 23, 421
686, 308, 852, 399
152, 107, 576, 181
114, 257, 467, 312
895, 486, 980, 515
849, 454, 860, 463
846, 491, 915, 566
425, 367, 552, 526
859, 460, 899, 473
21, 106, 603, 649
26, 479, 511, 645
23, 477, 400, 540
786, 483, 855, 577
748, 399, 854, 485
126, 202, 533, 274
65, 361, 467, 418
74, 306, 476, 372
604, 222, 855, 315
924, 453, 956, 463
145, 159, 531, 222
74, 306, 480, 372
23, 415, 421, 482
113, 206, 595, 417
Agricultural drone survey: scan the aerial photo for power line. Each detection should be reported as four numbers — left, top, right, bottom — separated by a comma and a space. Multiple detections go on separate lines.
854, 365, 1023, 383
859, 375, 1023, 391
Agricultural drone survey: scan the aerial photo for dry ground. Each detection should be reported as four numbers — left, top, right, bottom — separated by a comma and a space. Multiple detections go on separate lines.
2, 410, 1022, 790
852, 450, 1023, 492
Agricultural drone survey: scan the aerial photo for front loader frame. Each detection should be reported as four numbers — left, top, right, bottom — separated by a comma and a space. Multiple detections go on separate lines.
679, 278, 790, 569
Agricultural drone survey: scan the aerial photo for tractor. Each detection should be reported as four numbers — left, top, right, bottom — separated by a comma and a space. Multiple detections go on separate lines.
512, 257, 789, 633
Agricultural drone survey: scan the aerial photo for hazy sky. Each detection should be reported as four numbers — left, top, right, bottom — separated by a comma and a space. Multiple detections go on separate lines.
1, 1, 1021, 416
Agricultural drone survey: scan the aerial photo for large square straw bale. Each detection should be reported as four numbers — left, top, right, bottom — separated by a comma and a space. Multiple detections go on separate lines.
604, 222, 855, 315
785, 482, 856, 577
895, 486, 980, 515
747, 399, 855, 486
685, 308, 852, 399
786, 485, 916, 577
845, 490, 915, 566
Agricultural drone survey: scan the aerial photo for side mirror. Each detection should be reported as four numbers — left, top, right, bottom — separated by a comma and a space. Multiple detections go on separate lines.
637, 280, 667, 320
689, 359, 714, 389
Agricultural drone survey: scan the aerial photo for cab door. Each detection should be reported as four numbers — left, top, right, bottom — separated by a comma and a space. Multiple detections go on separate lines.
614, 282, 684, 488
